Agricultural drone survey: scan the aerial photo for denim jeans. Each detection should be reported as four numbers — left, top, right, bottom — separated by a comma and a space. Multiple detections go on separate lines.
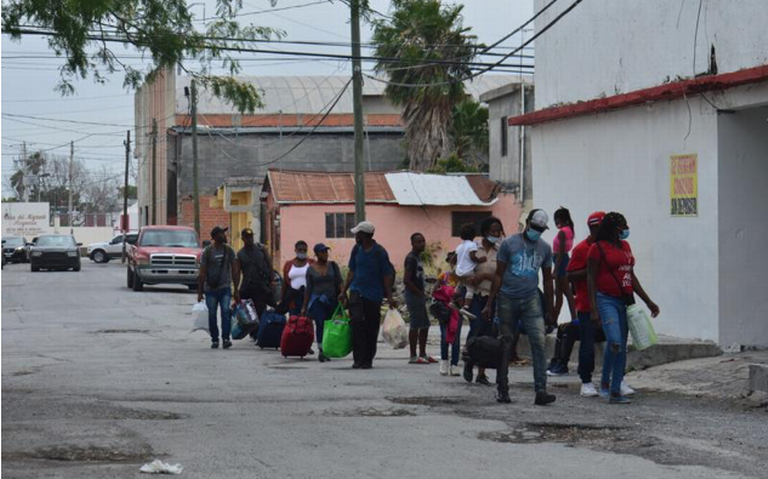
597, 293, 629, 395
497, 293, 548, 393
206, 287, 232, 342
308, 296, 337, 346
439, 315, 463, 365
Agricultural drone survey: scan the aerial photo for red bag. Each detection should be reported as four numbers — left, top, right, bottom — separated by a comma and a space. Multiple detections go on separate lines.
280, 315, 315, 358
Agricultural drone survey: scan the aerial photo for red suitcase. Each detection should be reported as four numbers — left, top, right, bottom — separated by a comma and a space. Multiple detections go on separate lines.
280, 315, 315, 358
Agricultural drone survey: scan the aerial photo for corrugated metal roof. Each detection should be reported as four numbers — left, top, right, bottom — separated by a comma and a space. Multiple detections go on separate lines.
385, 172, 497, 206
267, 170, 396, 204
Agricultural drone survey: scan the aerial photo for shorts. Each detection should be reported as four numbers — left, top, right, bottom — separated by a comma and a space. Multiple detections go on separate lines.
405, 291, 430, 330
554, 253, 570, 278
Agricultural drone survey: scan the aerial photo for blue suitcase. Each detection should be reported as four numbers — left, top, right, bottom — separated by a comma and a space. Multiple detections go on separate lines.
257, 310, 286, 349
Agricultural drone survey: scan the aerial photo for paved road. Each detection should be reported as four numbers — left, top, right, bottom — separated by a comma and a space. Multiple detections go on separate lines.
2, 261, 766, 478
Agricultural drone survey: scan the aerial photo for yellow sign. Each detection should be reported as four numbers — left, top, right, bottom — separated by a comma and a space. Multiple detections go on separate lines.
670, 153, 698, 217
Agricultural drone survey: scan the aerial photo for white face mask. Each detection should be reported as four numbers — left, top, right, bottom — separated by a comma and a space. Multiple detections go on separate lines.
486, 235, 501, 245
296, 252, 308, 260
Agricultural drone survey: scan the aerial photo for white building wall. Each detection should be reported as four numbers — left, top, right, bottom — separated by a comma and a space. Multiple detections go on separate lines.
717, 107, 768, 347
533, 95, 721, 341
533, 0, 768, 108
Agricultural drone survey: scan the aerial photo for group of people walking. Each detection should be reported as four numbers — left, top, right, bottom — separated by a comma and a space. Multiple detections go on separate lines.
198, 205, 659, 406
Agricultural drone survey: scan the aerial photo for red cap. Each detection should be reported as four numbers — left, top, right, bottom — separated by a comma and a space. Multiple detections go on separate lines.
587, 211, 606, 226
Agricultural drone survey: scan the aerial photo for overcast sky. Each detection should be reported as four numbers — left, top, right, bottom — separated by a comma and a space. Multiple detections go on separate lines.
1, 0, 534, 197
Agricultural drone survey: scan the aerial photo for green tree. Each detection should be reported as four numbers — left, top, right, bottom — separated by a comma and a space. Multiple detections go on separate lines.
2, 0, 282, 112
450, 99, 488, 168
372, 0, 477, 171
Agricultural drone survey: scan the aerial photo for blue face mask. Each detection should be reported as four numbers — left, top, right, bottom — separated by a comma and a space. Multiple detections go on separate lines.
486, 235, 501, 245
526, 229, 542, 242
296, 252, 308, 260
619, 229, 630, 240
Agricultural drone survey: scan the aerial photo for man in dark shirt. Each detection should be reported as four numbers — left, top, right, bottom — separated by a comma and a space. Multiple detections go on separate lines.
198, 226, 240, 349
404, 232, 434, 364
339, 221, 396, 370
236, 228, 274, 322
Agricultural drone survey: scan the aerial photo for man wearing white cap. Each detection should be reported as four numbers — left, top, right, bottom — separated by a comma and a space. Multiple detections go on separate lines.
339, 221, 396, 369
483, 209, 556, 405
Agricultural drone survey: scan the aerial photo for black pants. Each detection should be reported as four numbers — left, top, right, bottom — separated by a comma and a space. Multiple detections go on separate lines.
550, 319, 606, 371
240, 285, 268, 339
349, 291, 381, 367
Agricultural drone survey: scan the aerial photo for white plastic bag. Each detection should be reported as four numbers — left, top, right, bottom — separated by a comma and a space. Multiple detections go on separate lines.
627, 304, 658, 350
382, 308, 408, 349
140, 459, 183, 474
191, 301, 209, 333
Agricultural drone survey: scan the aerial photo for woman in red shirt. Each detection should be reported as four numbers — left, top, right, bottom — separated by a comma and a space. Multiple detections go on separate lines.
587, 213, 659, 404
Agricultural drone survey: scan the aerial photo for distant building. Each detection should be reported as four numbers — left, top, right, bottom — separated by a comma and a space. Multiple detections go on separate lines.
134, 70, 521, 238
512, 0, 768, 346
261, 170, 520, 268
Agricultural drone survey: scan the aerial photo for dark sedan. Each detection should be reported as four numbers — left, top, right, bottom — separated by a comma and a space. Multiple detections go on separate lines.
29, 235, 82, 272
2, 236, 28, 263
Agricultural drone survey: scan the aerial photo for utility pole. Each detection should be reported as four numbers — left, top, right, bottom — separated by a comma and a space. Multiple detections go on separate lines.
122, 130, 131, 264
350, 0, 365, 223
191, 80, 201, 237
21, 141, 29, 202
151, 118, 157, 225
68, 141, 74, 234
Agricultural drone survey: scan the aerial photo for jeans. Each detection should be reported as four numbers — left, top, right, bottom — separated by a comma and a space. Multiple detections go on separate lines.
497, 293, 548, 393
597, 293, 629, 395
308, 296, 337, 346
349, 291, 381, 367
439, 314, 463, 366
206, 287, 232, 342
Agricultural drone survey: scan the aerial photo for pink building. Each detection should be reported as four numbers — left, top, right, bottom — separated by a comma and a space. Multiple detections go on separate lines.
262, 170, 522, 271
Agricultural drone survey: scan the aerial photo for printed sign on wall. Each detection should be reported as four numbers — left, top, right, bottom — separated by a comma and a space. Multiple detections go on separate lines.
2, 202, 50, 237
670, 154, 698, 217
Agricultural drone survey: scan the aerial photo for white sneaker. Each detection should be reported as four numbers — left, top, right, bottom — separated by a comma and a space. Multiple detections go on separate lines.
439, 360, 449, 376
450, 365, 460, 376
580, 383, 599, 397
620, 381, 635, 396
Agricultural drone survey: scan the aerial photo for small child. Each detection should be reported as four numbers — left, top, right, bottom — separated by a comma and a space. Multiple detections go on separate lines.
453, 223, 486, 316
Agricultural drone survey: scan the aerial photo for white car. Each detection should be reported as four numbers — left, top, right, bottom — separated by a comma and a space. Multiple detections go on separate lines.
87, 232, 138, 263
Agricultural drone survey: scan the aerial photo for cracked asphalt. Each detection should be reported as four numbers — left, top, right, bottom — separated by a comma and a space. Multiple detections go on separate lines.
2, 261, 766, 478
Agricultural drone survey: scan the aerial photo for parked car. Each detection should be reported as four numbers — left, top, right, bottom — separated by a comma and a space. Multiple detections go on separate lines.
87, 232, 139, 263
2, 236, 28, 263
126, 226, 203, 291
29, 234, 82, 272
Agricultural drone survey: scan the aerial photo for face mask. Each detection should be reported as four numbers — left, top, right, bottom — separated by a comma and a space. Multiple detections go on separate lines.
486, 235, 501, 245
526, 229, 542, 242
619, 229, 630, 240
296, 252, 308, 260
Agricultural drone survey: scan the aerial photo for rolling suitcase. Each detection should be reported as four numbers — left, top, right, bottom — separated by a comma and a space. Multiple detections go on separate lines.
257, 309, 286, 349
280, 315, 315, 358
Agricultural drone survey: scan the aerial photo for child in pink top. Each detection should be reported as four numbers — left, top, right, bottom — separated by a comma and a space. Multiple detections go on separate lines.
553, 207, 577, 321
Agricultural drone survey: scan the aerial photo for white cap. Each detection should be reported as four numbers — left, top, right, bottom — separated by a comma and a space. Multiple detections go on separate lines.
351, 221, 375, 235
528, 209, 549, 231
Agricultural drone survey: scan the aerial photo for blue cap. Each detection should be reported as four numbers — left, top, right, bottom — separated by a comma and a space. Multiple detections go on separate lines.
313, 243, 330, 254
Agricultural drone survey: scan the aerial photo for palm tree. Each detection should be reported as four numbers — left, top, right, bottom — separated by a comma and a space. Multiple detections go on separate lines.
372, 0, 478, 171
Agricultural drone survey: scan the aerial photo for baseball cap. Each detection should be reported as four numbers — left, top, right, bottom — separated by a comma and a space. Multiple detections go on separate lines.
351, 221, 375, 235
241, 228, 254, 237
210, 226, 228, 238
528, 209, 549, 231
587, 211, 606, 227
313, 243, 330, 254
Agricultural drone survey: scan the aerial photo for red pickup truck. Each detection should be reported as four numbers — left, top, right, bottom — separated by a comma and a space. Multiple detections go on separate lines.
127, 225, 204, 292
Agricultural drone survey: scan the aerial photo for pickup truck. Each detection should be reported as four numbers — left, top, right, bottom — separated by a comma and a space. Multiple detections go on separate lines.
126, 225, 204, 292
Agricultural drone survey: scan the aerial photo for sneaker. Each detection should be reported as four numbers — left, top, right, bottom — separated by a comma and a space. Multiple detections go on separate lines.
450, 365, 460, 376
463, 362, 474, 383
409, 356, 419, 364
496, 389, 512, 404
425, 356, 438, 364
609, 394, 632, 405
308, 348, 315, 355
459, 307, 477, 321
476, 375, 492, 387
580, 383, 599, 397
361, 363, 372, 370
319, 353, 326, 363
415, 357, 430, 364
439, 360, 449, 376
211, 341, 219, 349
546, 363, 569, 376
352, 363, 362, 369
534, 391, 557, 406
620, 381, 636, 396
598, 388, 610, 399
222, 340, 232, 349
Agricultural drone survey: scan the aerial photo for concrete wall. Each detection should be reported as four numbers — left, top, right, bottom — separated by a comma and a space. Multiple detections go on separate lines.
533, 0, 768, 109
531, 94, 722, 340
175, 131, 405, 197
717, 107, 768, 347
266, 195, 521, 272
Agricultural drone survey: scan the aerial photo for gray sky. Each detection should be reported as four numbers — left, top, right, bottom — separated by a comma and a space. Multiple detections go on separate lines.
1, 0, 534, 197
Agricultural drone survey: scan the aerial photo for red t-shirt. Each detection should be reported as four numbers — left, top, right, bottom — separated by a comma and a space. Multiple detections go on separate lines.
587, 240, 635, 298
566, 237, 592, 313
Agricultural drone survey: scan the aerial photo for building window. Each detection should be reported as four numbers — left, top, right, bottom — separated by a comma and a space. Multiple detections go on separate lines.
325, 213, 356, 238
500, 116, 508, 157
451, 212, 493, 237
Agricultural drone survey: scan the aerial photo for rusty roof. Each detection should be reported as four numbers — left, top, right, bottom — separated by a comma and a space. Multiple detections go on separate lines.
266, 170, 396, 204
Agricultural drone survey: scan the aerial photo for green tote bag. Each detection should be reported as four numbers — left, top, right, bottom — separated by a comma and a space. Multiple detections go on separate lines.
322, 304, 353, 358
